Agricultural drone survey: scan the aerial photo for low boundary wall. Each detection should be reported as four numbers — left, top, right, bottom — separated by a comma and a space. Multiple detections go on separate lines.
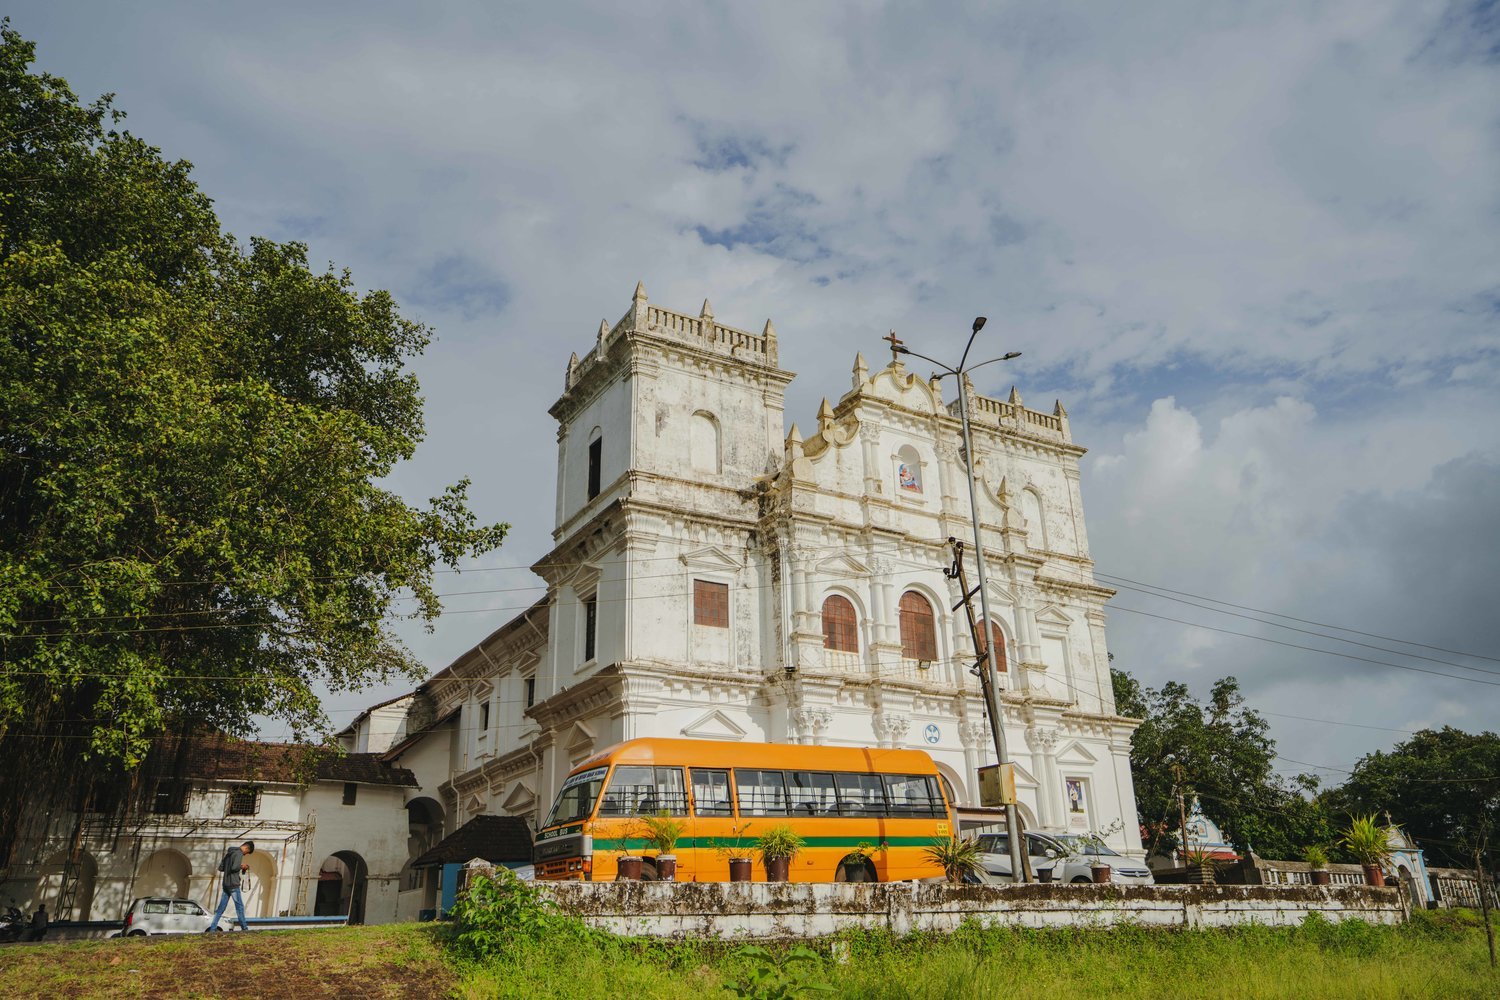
539, 882, 1404, 940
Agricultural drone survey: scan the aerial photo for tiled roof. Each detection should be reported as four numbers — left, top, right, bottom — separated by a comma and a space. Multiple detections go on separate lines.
410, 814, 534, 867
156, 734, 417, 787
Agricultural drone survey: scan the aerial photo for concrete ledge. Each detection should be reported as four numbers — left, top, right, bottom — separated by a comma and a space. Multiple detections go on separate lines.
538, 882, 1404, 940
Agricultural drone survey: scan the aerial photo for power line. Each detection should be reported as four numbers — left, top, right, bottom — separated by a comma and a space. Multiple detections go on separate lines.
1096, 571, 1500, 665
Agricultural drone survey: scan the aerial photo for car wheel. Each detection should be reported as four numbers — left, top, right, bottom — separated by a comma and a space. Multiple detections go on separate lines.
128, 929, 147, 937
1071, 876, 1092, 884
638, 860, 660, 881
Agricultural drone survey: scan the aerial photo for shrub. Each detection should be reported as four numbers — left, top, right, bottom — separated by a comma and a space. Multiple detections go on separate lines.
450, 867, 575, 960
1302, 845, 1329, 869
1340, 814, 1393, 867
755, 824, 805, 862
641, 811, 686, 854
722, 944, 833, 998
922, 835, 982, 884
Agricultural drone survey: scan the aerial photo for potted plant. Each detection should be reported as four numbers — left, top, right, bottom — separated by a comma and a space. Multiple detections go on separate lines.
755, 824, 805, 883
640, 811, 685, 882
1341, 814, 1392, 887
1078, 832, 1112, 884
600, 820, 642, 880
837, 842, 886, 883
921, 834, 983, 885
1035, 843, 1061, 883
711, 822, 755, 882
1183, 847, 1216, 885
1303, 845, 1331, 886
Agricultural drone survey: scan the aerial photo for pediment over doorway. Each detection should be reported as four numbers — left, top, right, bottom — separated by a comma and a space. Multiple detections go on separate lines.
680, 709, 747, 741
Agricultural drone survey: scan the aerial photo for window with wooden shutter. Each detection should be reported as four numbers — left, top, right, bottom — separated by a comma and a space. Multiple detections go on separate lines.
898, 591, 937, 661
977, 620, 1009, 672
694, 580, 729, 628
821, 595, 859, 652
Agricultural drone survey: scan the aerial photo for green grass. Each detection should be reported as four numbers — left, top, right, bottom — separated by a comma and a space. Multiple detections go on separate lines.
0, 909, 1494, 999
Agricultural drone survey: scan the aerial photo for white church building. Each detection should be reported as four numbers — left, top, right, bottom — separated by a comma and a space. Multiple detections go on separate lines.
364, 284, 1144, 871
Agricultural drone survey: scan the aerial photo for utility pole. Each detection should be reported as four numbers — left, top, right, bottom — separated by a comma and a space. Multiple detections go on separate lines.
893, 318, 1024, 883
1171, 761, 1190, 865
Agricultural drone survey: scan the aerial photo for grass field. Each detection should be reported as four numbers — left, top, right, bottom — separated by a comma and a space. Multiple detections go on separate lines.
0, 909, 1494, 999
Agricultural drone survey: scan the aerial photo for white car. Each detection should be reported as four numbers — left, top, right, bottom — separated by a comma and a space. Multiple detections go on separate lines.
975, 831, 1154, 885
121, 897, 214, 936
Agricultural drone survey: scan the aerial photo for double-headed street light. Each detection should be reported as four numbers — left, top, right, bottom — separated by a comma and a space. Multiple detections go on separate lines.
893, 317, 1025, 883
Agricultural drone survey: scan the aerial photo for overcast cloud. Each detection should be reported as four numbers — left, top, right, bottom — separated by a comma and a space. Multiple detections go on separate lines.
13, 1, 1499, 780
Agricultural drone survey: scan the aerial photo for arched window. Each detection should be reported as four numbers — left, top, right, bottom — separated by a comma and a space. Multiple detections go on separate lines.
1020, 487, 1046, 548
898, 591, 937, 661
821, 595, 858, 652
690, 411, 721, 473
586, 427, 603, 500
896, 445, 923, 494
977, 619, 1009, 672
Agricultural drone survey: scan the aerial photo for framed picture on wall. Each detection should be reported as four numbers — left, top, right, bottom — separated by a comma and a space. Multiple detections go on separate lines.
1065, 777, 1090, 831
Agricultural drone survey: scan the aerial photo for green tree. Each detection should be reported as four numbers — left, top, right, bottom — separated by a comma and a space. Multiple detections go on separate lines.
1113, 668, 1332, 860
0, 24, 505, 841
1323, 727, 1500, 869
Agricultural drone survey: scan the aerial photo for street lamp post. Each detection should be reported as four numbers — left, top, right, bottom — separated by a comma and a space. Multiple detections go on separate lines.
893, 317, 1026, 883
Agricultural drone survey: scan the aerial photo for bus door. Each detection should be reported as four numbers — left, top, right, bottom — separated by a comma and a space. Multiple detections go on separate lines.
688, 767, 735, 880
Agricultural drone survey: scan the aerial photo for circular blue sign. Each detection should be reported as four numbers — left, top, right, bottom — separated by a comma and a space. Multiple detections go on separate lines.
924, 723, 941, 745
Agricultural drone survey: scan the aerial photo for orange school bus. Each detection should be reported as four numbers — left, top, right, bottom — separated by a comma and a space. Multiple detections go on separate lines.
533, 737, 954, 882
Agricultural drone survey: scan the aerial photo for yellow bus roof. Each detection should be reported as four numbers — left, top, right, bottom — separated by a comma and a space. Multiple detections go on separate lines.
571, 738, 942, 776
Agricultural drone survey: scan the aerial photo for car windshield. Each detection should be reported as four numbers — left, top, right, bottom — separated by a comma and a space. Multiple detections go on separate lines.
1053, 835, 1120, 857
543, 765, 608, 828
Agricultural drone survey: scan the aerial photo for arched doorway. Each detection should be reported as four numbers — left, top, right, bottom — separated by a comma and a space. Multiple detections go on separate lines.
38, 850, 98, 921
242, 850, 278, 918
404, 798, 444, 908
315, 851, 368, 924
135, 848, 191, 900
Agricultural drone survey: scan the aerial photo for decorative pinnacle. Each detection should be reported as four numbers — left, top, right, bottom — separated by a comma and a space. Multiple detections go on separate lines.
1054, 399, 1068, 418
597, 318, 609, 340
1008, 386, 1022, 406
701, 298, 714, 320
633, 280, 647, 302
817, 398, 835, 427
762, 318, 776, 340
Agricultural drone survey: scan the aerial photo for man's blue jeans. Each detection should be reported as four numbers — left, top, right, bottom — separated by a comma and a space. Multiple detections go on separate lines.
208, 885, 248, 932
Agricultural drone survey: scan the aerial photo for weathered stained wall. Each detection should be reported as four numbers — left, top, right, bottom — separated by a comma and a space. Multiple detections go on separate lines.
540, 882, 1404, 939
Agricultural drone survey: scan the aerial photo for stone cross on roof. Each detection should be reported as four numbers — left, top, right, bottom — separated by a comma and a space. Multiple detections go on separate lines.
883, 330, 904, 363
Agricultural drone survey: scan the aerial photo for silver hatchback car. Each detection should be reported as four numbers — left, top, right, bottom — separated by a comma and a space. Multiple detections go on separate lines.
976, 831, 1154, 885
121, 897, 214, 936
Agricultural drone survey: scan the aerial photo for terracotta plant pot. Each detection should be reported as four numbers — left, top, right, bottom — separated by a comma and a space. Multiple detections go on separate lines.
655, 855, 677, 882
1362, 864, 1385, 887
1037, 867, 1055, 884
1090, 864, 1111, 884
1310, 869, 1331, 886
728, 857, 753, 882
1186, 863, 1215, 886
616, 856, 643, 881
764, 856, 791, 883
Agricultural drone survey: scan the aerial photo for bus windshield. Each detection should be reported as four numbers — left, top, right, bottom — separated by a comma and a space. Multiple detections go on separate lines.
543, 765, 607, 828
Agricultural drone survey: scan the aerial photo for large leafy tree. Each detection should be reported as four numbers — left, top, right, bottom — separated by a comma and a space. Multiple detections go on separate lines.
0, 25, 505, 841
1323, 727, 1500, 869
1113, 668, 1332, 860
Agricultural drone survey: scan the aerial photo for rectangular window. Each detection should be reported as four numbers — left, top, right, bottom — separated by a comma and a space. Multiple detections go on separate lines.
151, 780, 189, 815
786, 771, 838, 817
583, 594, 598, 662
598, 765, 688, 816
734, 769, 789, 816
143, 900, 169, 915
833, 772, 887, 817
342, 782, 358, 806
170, 900, 205, 916
694, 580, 729, 628
227, 785, 260, 817
479, 700, 491, 732
883, 774, 944, 818
691, 768, 734, 817
524, 677, 536, 708
587, 437, 602, 499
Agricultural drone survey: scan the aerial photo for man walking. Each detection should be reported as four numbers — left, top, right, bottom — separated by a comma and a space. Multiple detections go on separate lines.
205, 841, 254, 933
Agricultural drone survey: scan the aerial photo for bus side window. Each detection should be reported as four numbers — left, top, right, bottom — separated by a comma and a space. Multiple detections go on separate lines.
654, 767, 688, 814
691, 769, 733, 816
598, 765, 654, 816
735, 769, 789, 816
833, 772, 886, 817
884, 774, 943, 817
786, 771, 837, 816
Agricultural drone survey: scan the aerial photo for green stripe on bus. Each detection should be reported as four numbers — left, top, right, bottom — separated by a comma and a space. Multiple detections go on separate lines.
596, 835, 942, 851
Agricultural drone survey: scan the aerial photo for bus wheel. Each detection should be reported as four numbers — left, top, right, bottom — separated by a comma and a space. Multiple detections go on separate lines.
835, 857, 878, 883
638, 860, 660, 881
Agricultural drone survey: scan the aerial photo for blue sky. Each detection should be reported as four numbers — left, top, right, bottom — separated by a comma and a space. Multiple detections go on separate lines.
12, 1, 1500, 781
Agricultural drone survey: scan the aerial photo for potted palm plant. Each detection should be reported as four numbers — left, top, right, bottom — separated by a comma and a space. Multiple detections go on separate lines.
602, 820, 642, 880
712, 822, 754, 882
1183, 847, 1216, 885
640, 811, 685, 882
755, 824, 805, 883
1303, 845, 1331, 886
1341, 814, 1392, 887
922, 834, 983, 885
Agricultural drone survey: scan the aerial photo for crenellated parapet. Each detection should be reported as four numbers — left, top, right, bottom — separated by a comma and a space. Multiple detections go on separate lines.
951, 385, 1073, 445
562, 282, 780, 395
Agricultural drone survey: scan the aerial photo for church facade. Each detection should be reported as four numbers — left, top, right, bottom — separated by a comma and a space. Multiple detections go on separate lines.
375, 284, 1144, 864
